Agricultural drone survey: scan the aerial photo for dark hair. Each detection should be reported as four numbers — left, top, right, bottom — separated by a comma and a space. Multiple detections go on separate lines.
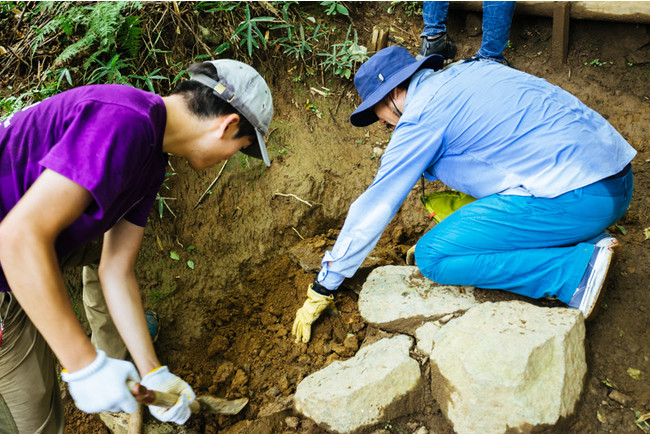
396, 77, 411, 91
170, 62, 255, 140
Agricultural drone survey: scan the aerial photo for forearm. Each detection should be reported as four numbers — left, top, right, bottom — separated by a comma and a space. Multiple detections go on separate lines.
0, 230, 96, 371
99, 267, 159, 376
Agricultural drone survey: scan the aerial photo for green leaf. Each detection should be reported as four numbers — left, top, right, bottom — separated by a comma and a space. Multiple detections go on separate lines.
187, 260, 195, 270
214, 42, 230, 55
627, 367, 641, 380
186, 245, 195, 251
169, 251, 180, 260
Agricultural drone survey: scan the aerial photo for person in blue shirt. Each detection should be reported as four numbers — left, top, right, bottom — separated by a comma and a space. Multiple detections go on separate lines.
292, 46, 636, 343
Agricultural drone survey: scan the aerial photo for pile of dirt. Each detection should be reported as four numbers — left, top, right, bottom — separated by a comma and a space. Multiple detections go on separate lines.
60, 4, 649, 434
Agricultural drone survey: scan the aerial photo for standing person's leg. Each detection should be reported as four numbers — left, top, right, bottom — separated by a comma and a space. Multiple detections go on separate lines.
60, 240, 128, 359
415, 168, 633, 308
0, 292, 64, 434
421, 1, 450, 37
418, 1, 457, 60
82, 264, 128, 359
476, 1, 516, 62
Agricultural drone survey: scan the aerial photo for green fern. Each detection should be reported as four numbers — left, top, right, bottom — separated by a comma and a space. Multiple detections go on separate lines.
118, 15, 143, 59
31, 2, 143, 68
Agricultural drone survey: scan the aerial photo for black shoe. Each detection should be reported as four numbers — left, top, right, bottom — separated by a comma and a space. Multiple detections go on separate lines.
417, 33, 457, 61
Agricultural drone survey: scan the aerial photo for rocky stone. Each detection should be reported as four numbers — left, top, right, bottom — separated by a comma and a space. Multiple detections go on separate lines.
415, 321, 443, 356
98, 411, 129, 434
358, 266, 478, 333
429, 301, 586, 434
294, 335, 422, 433
207, 334, 229, 357
608, 389, 633, 406
285, 416, 300, 429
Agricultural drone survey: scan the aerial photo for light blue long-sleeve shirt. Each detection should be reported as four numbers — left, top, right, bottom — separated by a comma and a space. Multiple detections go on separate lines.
317, 60, 636, 290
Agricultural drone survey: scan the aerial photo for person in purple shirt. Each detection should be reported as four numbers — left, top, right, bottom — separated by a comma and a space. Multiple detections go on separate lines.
292, 47, 635, 344
0, 59, 272, 432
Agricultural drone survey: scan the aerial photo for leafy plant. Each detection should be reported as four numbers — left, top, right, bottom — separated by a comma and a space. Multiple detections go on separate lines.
85, 54, 133, 85
276, 21, 324, 61
129, 67, 168, 93
387, 1, 422, 16
32, 2, 144, 68
320, 1, 349, 16
318, 25, 369, 79
155, 171, 177, 218
232, 4, 275, 56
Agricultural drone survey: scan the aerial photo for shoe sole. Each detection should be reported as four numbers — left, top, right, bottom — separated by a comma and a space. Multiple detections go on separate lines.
584, 243, 621, 321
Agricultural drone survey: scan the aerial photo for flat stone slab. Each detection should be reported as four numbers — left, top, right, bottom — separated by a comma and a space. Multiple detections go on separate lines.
358, 266, 478, 333
294, 335, 422, 433
429, 301, 586, 434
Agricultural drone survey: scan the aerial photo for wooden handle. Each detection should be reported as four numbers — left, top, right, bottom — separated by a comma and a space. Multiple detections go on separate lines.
127, 380, 200, 413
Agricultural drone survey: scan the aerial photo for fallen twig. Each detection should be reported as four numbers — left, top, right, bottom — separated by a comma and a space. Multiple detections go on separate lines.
291, 227, 304, 240
167, 2, 213, 58
194, 159, 228, 209
273, 192, 313, 207
328, 107, 340, 128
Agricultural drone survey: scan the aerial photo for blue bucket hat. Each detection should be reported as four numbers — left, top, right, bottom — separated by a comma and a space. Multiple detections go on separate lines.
350, 46, 444, 127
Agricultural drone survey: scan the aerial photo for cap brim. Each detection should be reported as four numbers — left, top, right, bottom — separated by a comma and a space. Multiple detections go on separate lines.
240, 128, 270, 167
350, 53, 444, 127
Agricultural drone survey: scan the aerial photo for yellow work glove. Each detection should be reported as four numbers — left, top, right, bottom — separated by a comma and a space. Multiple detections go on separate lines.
406, 191, 476, 266
421, 190, 476, 223
292, 284, 337, 343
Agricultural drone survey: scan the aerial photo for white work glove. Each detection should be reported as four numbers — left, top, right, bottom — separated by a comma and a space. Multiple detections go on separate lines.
292, 284, 337, 343
141, 366, 196, 424
61, 350, 139, 414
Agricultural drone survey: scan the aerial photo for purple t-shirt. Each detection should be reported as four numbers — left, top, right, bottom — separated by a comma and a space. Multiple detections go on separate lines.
0, 84, 168, 291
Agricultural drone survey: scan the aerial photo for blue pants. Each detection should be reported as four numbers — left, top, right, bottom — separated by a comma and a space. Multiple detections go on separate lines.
421, 1, 516, 62
415, 167, 633, 304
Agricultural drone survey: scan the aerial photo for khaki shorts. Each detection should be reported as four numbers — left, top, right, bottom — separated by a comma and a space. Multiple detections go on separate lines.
0, 239, 125, 433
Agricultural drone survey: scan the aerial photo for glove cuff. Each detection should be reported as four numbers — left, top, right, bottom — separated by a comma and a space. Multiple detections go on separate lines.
312, 280, 338, 298
61, 350, 106, 383
142, 365, 170, 384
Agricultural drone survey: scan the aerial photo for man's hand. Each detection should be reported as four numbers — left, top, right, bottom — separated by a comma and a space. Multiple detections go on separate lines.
141, 366, 196, 424
61, 350, 140, 414
292, 284, 337, 343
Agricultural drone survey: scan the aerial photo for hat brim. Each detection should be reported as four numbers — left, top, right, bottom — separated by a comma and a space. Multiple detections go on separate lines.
350, 53, 444, 127
240, 128, 270, 166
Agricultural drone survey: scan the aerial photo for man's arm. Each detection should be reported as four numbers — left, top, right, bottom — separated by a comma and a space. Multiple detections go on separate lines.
0, 169, 96, 371
98, 219, 159, 376
100, 218, 197, 423
317, 122, 445, 290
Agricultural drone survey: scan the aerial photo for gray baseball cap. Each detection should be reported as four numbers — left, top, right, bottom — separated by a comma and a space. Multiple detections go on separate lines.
190, 59, 273, 166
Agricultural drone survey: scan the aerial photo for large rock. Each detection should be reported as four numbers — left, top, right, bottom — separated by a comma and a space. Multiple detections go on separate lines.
429, 301, 586, 434
294, 335, 422, 433
358, 266, 478, 333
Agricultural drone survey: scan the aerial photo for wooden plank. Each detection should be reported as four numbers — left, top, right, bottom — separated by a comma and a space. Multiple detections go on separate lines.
368, 26, 389, 53
450, 1, 650, 24
552, 2, 571, 66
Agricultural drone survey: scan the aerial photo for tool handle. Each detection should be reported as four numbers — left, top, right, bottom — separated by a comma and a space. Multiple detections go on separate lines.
127, 380, 200, 413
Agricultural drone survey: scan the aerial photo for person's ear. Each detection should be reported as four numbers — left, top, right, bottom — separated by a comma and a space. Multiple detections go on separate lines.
214, 113, 240, 139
